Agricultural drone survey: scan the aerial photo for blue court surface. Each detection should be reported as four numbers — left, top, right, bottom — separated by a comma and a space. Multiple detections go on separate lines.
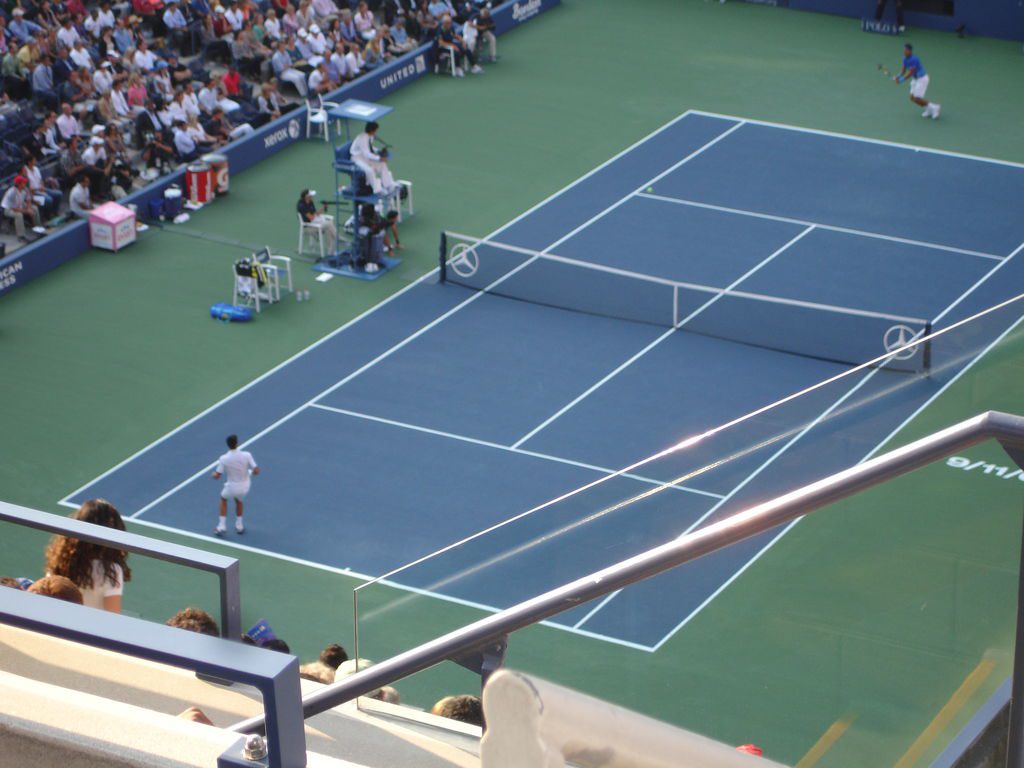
62, 111, 1024, 651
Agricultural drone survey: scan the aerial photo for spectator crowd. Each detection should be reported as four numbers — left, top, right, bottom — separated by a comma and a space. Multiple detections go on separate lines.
0, 0, 498, 244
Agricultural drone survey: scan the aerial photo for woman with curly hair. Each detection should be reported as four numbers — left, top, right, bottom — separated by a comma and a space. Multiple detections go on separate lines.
44, 499, 131, 613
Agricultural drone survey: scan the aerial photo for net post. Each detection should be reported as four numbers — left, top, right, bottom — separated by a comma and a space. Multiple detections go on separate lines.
439, 231, 448, 284
922, 322, 932, 374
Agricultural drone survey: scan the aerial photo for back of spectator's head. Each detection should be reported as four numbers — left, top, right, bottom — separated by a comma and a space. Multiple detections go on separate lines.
431, 695, 483, 727
371, 686, 400, 704
365, 120, 378, 134
226, 434, 239, 449
319, 643, 348, 669
167, 607, 220, 636
334, 658, 373, 679
28, 575, 84, 605
44, 499, 131, 591
262, 638, 291, 653
0, 576, 24, 589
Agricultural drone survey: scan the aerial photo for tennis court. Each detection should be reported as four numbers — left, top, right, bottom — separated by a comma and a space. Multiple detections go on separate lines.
60, 110, 1024, 653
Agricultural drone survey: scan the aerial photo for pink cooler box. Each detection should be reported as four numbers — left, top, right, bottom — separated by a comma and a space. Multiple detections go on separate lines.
89, 202, 137, 252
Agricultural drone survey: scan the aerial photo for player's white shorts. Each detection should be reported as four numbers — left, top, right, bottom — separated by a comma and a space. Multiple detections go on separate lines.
221, 481, 251, 501
910, 74, 929, 99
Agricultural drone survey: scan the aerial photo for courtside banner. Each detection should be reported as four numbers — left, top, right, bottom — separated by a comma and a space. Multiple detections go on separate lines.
493, 0, 562, 34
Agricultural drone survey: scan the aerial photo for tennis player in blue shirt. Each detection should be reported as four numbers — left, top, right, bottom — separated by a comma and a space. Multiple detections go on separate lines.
895, 43, 941, 119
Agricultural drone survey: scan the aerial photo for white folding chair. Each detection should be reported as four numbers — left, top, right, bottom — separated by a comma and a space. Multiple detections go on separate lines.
297, 212, 335, 258
232, 265, 279, 313
264, 253, 293, 295
305, 96, 339, 142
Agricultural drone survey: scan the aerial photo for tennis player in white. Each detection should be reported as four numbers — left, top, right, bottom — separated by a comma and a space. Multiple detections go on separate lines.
211, 434, 260, 536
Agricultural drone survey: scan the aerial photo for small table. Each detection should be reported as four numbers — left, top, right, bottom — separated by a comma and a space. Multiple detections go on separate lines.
328, 100, 394, 142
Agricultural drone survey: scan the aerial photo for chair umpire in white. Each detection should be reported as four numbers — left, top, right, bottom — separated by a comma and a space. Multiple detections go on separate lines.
350, 120, 397, 195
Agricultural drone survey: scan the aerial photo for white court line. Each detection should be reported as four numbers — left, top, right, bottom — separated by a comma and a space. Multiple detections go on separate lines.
931, 241, 1024, 326
58, 107, 710, 509
636, 192, 1005, 262
513, 225, 815, 449
124, 116, 745, 520
308, 403, 724, 499
125, 516, 656, 653
688, 109, 1024, 171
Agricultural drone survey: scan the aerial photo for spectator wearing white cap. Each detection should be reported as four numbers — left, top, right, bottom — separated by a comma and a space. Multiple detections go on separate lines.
307, 23, 328, 55
93, 60, 114, 94
10, 8, 43, 45
82, 135, 109, 167
295, 27, 322, 66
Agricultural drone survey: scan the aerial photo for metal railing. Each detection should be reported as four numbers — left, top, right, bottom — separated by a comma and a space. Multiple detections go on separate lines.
231, 410, 1024, 767
0, 500, 241, 640
0, 586, 305, 767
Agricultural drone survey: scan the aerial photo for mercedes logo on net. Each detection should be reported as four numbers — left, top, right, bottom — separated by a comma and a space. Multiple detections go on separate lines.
883, 324, 918, 361
449, 243, 480, 277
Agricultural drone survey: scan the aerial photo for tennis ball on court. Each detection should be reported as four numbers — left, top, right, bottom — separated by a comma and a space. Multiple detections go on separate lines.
646, 186, 654, 193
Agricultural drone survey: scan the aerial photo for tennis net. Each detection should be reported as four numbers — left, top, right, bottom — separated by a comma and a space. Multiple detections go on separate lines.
439, 231, 932, 373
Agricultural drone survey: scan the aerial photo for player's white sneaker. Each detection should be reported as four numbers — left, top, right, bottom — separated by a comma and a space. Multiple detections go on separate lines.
236, 519, 245, 534
454, 67, 464, 77
930, 103, 941, 119
215, 523, 226, 536
921, 107, 931, 117
470, 65, 483, 74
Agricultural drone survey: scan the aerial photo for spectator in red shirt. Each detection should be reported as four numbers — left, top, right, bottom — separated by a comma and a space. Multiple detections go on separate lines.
222, 65, 241, 95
